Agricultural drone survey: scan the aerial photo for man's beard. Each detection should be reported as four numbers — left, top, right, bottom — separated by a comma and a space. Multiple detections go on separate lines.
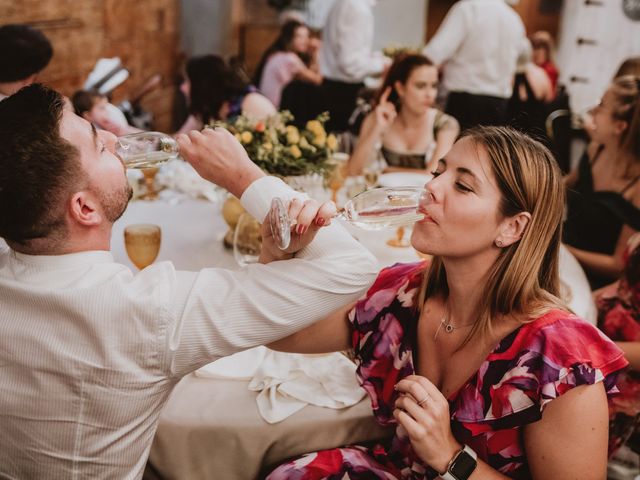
96, 179, 133, 223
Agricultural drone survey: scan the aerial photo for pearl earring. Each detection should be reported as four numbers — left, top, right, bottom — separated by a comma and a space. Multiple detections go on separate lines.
496, 240, 503, 247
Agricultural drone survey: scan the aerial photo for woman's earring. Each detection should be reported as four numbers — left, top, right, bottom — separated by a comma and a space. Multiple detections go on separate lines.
495, 239, 503, 247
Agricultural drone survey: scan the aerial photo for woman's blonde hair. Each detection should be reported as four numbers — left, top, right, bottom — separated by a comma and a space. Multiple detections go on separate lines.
609, 75, 640, 177
417, 126, 566, 346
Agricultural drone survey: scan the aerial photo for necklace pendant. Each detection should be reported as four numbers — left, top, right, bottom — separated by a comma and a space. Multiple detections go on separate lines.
445, 324, 454, 333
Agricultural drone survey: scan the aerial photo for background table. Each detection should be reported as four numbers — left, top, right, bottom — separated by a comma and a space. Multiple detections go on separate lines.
111, 196, 597, 479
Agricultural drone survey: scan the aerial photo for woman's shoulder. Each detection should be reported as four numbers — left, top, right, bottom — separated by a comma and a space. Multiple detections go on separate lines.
432, 109, 459, 135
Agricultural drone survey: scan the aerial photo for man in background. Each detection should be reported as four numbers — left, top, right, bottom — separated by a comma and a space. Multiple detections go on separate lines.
423, 0, 526, 131
320, 0, 389, 132
0, 24, 53, 100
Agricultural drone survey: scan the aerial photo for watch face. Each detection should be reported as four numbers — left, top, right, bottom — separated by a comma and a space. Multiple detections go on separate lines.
450, 450, 477, 479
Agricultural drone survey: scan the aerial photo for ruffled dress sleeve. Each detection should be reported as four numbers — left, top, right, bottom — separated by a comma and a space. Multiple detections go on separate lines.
348, 261, 428, 425
453, 310, 629, 430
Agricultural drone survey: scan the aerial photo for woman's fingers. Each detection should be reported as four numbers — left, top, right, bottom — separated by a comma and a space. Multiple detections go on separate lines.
380, 86, 393, 105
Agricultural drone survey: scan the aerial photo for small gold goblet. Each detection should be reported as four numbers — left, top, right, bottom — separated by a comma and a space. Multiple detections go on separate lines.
124, 224, 161, 270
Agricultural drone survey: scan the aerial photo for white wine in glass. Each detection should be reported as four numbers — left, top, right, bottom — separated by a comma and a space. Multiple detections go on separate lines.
268, 186, 426, 249
124, 224, 161, 270
116, 132, 179, 169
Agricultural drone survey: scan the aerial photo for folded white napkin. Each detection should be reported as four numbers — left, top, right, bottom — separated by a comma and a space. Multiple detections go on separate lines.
248, 350, 365, 424
196, 347, 364, 423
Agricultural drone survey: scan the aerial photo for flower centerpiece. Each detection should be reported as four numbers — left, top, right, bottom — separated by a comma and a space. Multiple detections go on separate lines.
212, 111, 339, 248
211, 111, 338, 179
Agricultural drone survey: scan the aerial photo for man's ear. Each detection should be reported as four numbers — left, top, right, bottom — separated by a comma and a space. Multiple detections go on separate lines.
68, 191, 102, 227
495, 211, 531, 248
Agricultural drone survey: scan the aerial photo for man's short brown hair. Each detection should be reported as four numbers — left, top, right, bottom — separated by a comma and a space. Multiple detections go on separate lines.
0, 84, 85, 245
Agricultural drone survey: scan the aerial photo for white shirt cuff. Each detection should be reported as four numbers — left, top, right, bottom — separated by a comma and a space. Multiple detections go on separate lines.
240, 176, 308, 223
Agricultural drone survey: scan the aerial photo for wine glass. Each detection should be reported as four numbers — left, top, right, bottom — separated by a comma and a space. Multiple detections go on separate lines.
124, 224, 162, 270
268, 186, 426, 250
115, 131, 179, 169
233, 213, 262, 267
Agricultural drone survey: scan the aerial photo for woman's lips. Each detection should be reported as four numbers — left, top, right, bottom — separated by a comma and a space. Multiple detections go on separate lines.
417, 208, 437, 224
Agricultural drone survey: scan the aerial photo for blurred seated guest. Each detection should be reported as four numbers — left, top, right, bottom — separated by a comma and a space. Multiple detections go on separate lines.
72, 90, 141, 136
0, 84, 377, 478
254, 20, 322, 108
615, 56, 640, 79
0, 24, 52, 100
320, 0, 390, 132
267, 126, 627, 480
531, 31, 559, 98
508, 39, 554, 140
423, 0, 526, 131
176, 55, 276, 134
594, 232, 640, 457
348, 54, 459, 176
564, 76, 640, 288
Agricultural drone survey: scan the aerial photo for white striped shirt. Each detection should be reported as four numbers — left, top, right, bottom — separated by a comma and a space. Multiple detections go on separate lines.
0, 177, 377, 479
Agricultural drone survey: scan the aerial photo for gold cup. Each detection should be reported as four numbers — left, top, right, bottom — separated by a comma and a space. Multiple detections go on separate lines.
124, 224, 161, 270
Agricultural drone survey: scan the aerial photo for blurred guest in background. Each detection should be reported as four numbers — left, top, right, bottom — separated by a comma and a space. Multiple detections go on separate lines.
508, 39, 554, 141
615, 56, 640, 80
564, 76, 640, 289
423, 0, 526, 131
254, 20, 322, 108
176, 55, 275, 134
0, 24, 52, 100
348, 54, 459, 176
594, 232, 640, 457
72, 90, 141, 136
531, 30, 559, 98
320, 0, 390, 132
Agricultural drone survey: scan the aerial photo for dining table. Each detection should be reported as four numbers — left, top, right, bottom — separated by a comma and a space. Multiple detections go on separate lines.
107, 184, 598, 480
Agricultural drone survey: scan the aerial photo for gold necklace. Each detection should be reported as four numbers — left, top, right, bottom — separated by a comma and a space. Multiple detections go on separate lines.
433, 304, 476, 340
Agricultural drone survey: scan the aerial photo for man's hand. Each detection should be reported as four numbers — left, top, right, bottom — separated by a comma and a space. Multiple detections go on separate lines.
177, 128, 265, 198
259, 198, 337, 263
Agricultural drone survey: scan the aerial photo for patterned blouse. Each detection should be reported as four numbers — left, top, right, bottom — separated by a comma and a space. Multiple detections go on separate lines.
268, 262, 628, 480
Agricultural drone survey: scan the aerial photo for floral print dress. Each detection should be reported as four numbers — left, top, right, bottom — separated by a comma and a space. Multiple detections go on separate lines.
268, 262, 628, 480
597, 235, 640, 455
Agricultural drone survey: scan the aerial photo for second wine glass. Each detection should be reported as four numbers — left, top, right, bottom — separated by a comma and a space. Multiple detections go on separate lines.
268, 186, 426, 250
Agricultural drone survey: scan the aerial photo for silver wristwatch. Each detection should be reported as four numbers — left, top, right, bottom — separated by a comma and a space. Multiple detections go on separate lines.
439, 444, 478, 480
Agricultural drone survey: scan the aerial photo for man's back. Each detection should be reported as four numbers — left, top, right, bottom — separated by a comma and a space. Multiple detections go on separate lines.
0, 247, 176, 478
425, 0, 525, 98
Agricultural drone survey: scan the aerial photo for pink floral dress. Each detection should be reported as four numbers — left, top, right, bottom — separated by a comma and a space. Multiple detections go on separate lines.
268, 262, 628, 479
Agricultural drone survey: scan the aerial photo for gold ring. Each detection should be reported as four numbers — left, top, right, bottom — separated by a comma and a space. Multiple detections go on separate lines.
417, 396, 429, 407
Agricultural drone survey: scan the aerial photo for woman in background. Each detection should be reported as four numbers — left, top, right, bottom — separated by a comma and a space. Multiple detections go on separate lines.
564, 75, 640, 288
348, 54, 458, 176
254, 20, 322, 108
176, 55, 275, 134
531, 31, 559, 99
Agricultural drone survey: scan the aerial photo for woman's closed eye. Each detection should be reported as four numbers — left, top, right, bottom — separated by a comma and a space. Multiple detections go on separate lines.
455, 181, 473, 193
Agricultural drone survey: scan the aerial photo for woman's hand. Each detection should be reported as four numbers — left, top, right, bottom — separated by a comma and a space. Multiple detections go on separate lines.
373, 87, 397, 133
394, 375, 461, 474
259, 198, 337, 263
